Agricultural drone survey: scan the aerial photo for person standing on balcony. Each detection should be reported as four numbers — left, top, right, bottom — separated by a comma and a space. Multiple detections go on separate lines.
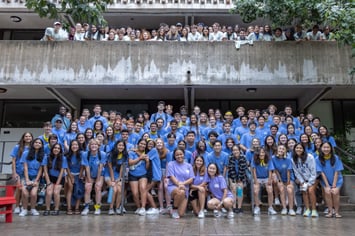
165, 25, 181, 41
41, 21, 68, 41
188, 25, 201, 41
209, 23, 224, 41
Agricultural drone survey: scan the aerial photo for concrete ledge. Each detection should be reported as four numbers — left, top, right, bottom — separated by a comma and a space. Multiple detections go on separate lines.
0, 41, 353, 86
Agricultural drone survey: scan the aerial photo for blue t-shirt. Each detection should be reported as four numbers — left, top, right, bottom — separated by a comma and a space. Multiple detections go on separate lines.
42, 155, 68, 177
20, 150, 42, 177
206, 175, 233, 200
128, 151, 148, 177
81, 151, 107, 179
104, 153, 126, 179
251, 158, 275, 178
10, 144, 29, 176
148, 148, 162, 182
206, 151, 229, 174
272, 156, 294, 182
67, 154, 81, 174
316, 155, 344, 188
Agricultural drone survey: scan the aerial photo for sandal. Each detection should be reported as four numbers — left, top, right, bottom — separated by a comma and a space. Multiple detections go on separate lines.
335, 213, 342, 218
325, 213, 333, 218
51, 210, 60, 216
74, 209, 81, 215
67, 209, 73, 215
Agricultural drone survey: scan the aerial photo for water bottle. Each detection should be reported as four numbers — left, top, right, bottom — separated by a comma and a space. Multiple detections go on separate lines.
107, 186, 113, 204
237, 186, 243, 198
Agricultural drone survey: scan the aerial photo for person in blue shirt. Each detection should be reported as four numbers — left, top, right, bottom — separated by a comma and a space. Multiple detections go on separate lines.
64, 121, 79, 152
256, 115, 270, 143
38, 121, 52, 147
65, 140, 83, 215
128, 139, 150, 216
316, 142, 344, 218
206, 131, 218, 153
185, 131, 197, 153
105, 140, 128, 215
206, 140, 229, 177
300, 133, 315, 154
51, 118, 66, 145
89, 104, 108, 130
218, 122, 238, 149
42, 143, 68, 216
251, 147, 277, 215
240, 121, 261, 152
81, 138, 107, 216
319, 125, 337, 148
51, 105, 71, 130
150, 101, 169, 128
190, 156, 207, 218
177, 140, 193, 164
234, 115, 249, 143
272, 145, 296, 216
19, 138, 45, 217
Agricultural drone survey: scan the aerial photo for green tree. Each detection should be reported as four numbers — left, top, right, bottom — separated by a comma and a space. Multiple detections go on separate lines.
231, 0, 354, 73
25, 0, 113, 26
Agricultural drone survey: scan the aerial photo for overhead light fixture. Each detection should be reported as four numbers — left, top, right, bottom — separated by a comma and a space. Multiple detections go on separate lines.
246, 88, 257, 93
10, 16, 22, 23
0, 88, 7, 93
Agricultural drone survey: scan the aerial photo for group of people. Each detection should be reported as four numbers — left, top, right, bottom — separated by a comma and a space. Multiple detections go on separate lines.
10, 101, 344, 219
42, 21, 335, 42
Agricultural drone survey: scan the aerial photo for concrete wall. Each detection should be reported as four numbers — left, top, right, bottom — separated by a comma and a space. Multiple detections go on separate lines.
0, 41, 353, 86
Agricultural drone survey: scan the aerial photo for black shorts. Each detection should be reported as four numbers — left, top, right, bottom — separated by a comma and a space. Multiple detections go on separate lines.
188, 190, 199, 201
128, 173, 148, 182
50, 175, 65, 186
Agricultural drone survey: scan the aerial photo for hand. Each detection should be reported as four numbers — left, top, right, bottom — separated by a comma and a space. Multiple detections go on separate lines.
26, 180, 33, 186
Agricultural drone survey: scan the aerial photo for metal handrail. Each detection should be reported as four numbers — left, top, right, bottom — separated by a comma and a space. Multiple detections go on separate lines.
335, 146, 355, 174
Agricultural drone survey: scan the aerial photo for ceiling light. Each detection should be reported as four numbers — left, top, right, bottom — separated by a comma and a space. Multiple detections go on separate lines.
246, 88, 257, 93
10, 16, 22, 23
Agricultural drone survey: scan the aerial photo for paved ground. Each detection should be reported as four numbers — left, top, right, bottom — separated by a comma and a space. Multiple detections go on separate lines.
1, 211, 355, 235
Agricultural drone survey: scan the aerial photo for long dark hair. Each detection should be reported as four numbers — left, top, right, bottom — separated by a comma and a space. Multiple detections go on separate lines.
17, 132, 33, 159
318, 142, 336, 166
48, 143, 63, 171
66, 140, 81, 167
193, 155, 206, 176
110, 140, 128, 172
292, 143, 307, 164
264, 135, 277, 156
26, 138, 45, 163
253, 147, 269, 165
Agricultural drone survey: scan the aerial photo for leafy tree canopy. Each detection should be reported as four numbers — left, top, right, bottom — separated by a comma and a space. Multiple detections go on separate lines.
25, 0, 114, 26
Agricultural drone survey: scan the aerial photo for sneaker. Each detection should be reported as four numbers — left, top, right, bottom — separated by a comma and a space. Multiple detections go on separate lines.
213, 209, 222, 218
289, 209, 296, 216
171, 210, 180, 219
221, 207, 227, 214
296, 207, 303, 215
198, 210, 205, 219
31, 209, 40, 216
115, 207, 122, 214
151, 189, 157, 196
281, 208, 288, 215
19, 209, 28, 217
227, 211, 234, 219
323, 207, 329, 214
167, 206, 173, 215
14, 206, 21, 214
274, 197, 281, 205
268, 207, 277, 215
253, 206, 260, 215
135, 208, 141, 214
108, 208, 115, 215
37, 197, 44, 206
81, 206, 90, 216
122, 206, 127, 214
303, 209, 311, 217
159, 207, 167, 214
146, 208, 159, 215
237, 208, 243, 214
43, 210, 50, 216
233, 208, 238, 213
311, 210, 319, 218
138, 208, 146, 216
94, 204, 101, 215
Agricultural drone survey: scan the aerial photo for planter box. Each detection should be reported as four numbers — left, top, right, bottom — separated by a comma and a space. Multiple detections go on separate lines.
342, 175, 355, 203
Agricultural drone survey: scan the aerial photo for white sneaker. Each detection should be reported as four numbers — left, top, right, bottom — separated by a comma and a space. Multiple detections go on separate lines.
213, 209, 222, 218
14, 206, 21, 214
296, 207, 303, 215
227, 211, 234, 219
108, 209, 115, 215
146, 208, 159, 215
281, 208, 288, 215
274, 197, 281, 205
31, 209, 40, 216
135, 208, 141, 214
268, 207, 277, 215
221, 207, 227, 214
323, 207, 329, 214
81, 207, 90, 216
253, 206, 260, 215
94, 208, 101, 215
289, 209, 296, 216
159, 207, 167, 214
198, 210, 205, 219
19, 209, 28, 217
138, 208, 146, 216
171, 210, 180, 219
122, 206, 127, 213
151, 189, 157, 196
116, 207, 122, 214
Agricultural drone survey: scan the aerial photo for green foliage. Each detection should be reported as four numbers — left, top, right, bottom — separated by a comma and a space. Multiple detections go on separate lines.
25, 0, 113, 26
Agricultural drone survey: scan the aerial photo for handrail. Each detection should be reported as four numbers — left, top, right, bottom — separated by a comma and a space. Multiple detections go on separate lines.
335, 146, 355, 174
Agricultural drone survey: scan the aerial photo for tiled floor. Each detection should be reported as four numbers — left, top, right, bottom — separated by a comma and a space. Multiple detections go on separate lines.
2, 211, 355, 235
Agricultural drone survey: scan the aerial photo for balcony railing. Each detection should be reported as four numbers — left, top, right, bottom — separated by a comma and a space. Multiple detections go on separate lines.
0, 0, 233, 10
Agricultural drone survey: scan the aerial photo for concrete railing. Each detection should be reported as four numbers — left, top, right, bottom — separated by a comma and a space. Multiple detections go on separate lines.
0, 0, 232, 10
0, 41, 353, 86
